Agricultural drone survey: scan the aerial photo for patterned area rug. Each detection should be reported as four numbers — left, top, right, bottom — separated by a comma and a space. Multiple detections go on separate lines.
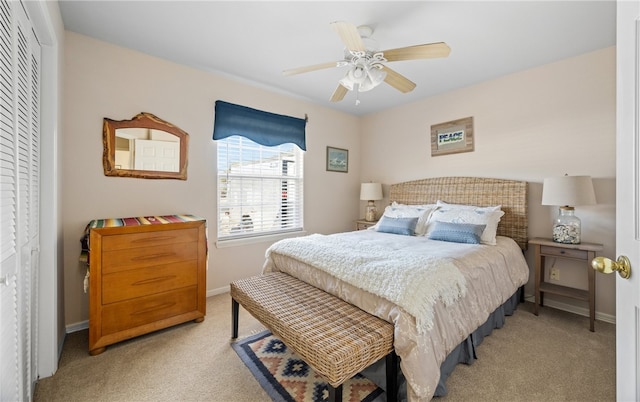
232, 331, 383, 402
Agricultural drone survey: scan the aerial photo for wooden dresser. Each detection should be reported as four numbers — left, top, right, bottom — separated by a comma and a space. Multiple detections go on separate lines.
86, 215, 207, 355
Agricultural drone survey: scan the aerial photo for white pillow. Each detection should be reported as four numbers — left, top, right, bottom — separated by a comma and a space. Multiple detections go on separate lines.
426, 206, 505, 245
370, 202, 437, 236
436, 200, 502, 212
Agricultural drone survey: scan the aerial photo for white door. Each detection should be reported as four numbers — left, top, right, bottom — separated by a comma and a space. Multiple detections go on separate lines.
616, 1, 640, 400
134, 139, 180, 172
0, 1, 41, 400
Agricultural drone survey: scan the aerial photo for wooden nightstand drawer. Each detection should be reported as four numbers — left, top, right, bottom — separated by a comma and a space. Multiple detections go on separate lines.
540, 245, 588, 260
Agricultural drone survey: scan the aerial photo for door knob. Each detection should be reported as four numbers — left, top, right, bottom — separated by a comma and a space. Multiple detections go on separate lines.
591, 255, 631, 279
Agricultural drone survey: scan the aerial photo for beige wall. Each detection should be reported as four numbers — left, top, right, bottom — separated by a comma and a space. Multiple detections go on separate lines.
62, 32, 361, 326
361, 46, 617, 318
63, 30, 617, 326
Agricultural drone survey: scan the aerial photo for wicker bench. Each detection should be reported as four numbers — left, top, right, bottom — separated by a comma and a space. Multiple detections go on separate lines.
230, 272, 397, 402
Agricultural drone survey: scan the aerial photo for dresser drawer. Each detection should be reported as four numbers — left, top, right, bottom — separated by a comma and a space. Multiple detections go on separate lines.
540, 245, 588, 260
101, 228, 198, 251
101, 242, 198, 274
102, 261, 198, 304
101, 286, 198, 335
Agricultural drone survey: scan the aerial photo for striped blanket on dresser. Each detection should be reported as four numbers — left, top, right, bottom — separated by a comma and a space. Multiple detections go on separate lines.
86, 214, 204, 230
79, 214, 205, 292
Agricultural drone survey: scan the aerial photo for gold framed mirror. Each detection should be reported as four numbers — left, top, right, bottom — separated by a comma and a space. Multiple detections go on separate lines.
103, 112, 189, 180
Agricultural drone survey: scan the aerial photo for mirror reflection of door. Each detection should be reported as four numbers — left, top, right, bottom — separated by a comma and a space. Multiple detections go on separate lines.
115, 127, 180, 173
134, 139, 180, 172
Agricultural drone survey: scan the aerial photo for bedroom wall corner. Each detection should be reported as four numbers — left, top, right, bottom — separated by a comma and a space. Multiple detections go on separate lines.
61, 32, 361, 327
359, 46, 617, 319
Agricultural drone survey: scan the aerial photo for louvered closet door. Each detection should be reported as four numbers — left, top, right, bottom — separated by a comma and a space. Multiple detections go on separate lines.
0, 0, 41, 400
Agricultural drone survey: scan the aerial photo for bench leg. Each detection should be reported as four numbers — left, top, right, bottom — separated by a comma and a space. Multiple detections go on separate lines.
327, 384, 342, 402
231, 298, 239, 339
386, 350, 398, 402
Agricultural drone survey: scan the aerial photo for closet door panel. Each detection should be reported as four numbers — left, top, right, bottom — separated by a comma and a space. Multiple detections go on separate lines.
0, 1, 40, 400
0, 2, 20, 399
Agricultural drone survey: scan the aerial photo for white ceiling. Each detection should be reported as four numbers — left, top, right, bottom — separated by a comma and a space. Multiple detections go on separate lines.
58, 1, 616, 116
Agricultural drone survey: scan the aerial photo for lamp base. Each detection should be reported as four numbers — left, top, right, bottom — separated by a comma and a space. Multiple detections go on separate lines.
365, 201, 378, 222
552, 206, 581, 244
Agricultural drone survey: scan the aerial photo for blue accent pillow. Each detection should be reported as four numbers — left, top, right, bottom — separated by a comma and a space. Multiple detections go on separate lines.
428, 221, 486, 244
376, 216, 419, 236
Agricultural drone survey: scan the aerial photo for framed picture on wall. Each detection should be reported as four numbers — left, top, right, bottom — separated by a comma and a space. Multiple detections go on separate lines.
326, 146, 348, 173
431, 116, 474, 156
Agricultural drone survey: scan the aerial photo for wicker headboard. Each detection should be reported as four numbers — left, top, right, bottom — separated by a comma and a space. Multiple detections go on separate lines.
388, 177, 528, 250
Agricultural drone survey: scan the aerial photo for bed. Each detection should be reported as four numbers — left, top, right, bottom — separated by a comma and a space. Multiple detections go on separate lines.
263, 176, 529, 401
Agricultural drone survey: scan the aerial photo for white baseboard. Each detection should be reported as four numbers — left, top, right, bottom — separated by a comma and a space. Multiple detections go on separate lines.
207, 286, 230, 297
66, 288, 233, 334
523, 294, 615, 325
67, 290, 614, 334
66, 320, 88, 333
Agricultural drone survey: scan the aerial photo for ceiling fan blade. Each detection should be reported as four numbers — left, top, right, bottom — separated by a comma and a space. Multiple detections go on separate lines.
382, 42, 451, 62
381, 65, 416, 93
330, 21, 366, 52
330, 84, 349, 102
283, 61, 341, 76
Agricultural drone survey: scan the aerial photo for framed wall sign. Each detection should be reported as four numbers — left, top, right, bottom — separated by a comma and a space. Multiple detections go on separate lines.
431, 116, 474, 156
326, 146, 348, 173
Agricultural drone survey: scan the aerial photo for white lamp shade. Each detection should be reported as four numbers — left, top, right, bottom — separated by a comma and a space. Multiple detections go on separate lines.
360, 182, 383, 201
541, 176, 596, 206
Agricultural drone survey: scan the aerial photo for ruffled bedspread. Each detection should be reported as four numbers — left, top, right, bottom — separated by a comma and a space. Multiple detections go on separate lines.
263, 230, 529, 401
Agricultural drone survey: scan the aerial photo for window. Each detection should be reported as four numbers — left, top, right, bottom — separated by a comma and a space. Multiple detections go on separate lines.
217, 135, 304, 241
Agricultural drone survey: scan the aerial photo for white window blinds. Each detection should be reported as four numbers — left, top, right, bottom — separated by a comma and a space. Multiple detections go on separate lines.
217, 135, 304, 241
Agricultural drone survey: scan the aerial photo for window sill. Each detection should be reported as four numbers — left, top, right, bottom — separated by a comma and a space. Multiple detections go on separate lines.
215, 230, 307, 249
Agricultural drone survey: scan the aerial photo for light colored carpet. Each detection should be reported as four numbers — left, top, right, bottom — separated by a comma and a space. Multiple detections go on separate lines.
34, 293, 615, 401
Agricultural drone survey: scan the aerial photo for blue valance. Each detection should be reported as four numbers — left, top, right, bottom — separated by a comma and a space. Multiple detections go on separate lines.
212, 101, 307, 150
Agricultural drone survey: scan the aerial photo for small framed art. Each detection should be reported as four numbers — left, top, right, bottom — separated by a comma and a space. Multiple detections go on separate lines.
431, 116, 474, 156
326, 146, 348, 173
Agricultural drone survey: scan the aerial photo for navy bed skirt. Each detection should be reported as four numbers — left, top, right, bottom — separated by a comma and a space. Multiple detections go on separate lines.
364, 287, 524, 401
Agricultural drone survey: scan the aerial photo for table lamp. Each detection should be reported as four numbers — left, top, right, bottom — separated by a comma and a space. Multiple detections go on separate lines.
541, 175, 596, 244
360, 182, 383, 222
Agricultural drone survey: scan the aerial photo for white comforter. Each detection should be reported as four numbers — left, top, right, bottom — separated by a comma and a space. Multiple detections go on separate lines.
264, 232, 466, 333
263, 230, 529, 401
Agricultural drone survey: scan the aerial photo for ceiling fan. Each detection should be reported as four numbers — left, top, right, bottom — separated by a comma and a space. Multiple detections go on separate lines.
283, 21, 451, 104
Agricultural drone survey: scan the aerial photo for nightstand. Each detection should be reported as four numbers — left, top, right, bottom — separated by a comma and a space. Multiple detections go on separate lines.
355, 219, 378, 231
529, 237, 603, 332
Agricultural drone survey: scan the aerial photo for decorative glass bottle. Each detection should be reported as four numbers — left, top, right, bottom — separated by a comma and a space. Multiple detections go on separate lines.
365, 201, 378, 222
552, 206, 581, 244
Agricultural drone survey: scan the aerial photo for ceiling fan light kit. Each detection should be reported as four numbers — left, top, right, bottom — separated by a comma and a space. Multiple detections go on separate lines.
338, 51, 387, 93
283, 20, 451, 105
